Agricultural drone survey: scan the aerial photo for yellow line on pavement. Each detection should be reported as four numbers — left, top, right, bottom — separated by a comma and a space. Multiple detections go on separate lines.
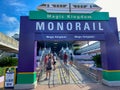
61, 67, 70, 83
69, 70, 77, 83
57, 66, 62, 85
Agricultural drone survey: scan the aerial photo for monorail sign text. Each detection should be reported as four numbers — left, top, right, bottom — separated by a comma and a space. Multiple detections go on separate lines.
36, 21, 104, 32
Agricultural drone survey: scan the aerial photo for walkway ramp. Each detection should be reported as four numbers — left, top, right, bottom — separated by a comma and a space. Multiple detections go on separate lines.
37, 58, 97, 88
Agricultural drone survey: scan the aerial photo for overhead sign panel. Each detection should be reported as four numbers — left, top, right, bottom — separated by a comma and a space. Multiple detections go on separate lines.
21, 17, 117, 41
37, 3, 102, 14
29, 10, 109, 20
21, 16, 116, 35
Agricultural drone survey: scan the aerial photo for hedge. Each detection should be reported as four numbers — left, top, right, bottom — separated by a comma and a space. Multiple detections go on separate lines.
0, 57, 18, 67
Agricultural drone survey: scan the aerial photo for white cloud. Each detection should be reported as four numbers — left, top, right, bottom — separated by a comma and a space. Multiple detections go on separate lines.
7, 0, 26, 7
9, 2, 26, 7
2, 14, 19, 27
1, 14, 19, 36
95, 0, 120, 30
6, 28, 19, 37
7, 0, 29, 15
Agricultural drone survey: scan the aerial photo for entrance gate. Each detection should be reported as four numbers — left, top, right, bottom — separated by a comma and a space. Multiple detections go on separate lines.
14, 11, 120, 89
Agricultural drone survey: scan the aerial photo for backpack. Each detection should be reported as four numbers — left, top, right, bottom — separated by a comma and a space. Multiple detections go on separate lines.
46, 59, 52, 69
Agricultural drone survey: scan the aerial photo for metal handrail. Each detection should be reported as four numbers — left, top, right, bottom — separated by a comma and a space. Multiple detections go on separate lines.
73, 60, 102, 82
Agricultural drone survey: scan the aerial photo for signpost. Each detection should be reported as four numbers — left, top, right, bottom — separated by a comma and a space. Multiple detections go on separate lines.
4, 67, 16, 89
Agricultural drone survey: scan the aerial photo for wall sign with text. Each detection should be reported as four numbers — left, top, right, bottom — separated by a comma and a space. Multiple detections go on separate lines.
4, 67, 16, 88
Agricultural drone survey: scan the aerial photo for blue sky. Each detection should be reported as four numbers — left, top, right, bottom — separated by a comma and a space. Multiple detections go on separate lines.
4, 0, 120, 37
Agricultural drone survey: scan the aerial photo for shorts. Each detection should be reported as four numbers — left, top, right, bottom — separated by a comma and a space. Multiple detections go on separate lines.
46, 67, 52, 71
64, 60, 67, 63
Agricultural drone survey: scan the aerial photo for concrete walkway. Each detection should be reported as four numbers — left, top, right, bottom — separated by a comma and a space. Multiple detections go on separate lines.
1, 60, 120, 90
36, 83, 120, 90
1, 82, 120, 90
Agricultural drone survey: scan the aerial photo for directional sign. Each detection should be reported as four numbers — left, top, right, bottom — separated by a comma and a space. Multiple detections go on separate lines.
4, 67, 16, 89
29, 10, 109, 20
37, 3, 102, 14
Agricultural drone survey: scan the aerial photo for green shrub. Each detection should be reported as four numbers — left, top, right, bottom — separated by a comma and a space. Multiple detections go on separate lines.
92, 54, 102, 68
0, 57, 18, 67
0, 67, 5, 76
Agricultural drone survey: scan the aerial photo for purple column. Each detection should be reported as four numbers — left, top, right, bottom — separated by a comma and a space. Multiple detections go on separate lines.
100, 18, 120, 70
18, 16, 36, 72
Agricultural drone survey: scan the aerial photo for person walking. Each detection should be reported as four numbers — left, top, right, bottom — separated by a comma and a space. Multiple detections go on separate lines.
69, 53, 73, 66
63, 52, 68, 65
44, 54, 49, 71
53, 53, 57, 71
44, 54, 52, 80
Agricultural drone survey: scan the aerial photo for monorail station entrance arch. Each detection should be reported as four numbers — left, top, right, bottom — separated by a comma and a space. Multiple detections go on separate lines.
14, 10, 120, 89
